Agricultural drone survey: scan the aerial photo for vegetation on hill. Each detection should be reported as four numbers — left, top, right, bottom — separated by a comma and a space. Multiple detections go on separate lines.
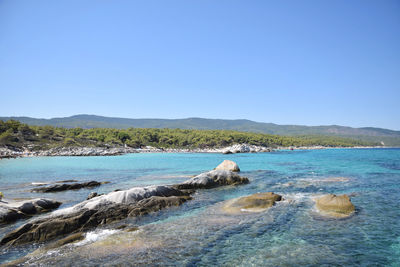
2, 115, 399, 146
0, 120, 380, 151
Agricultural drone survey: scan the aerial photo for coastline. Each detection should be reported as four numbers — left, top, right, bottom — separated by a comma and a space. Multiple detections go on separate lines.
0, 144, 389, 159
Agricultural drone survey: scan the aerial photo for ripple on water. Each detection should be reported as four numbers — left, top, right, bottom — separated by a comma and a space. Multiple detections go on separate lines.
1, 149, 399, 266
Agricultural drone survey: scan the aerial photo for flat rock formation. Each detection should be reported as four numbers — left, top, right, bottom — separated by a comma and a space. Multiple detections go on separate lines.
1, 161, 249, 246
0, 198, 61, 224
215, 160, 240, 172
314, 194, 355, 218
176, 170, 249, 189
1, 185, 190, 246
222, 192, 282, 214
32, 181, 104, 193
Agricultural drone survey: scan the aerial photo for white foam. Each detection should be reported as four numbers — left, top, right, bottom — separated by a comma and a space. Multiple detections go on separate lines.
74, 229, 119, 246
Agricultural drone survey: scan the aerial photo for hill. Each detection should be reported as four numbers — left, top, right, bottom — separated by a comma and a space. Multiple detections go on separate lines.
1, 115, 399, 146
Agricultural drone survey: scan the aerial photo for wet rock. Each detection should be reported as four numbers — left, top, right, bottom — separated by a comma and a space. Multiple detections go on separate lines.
87, 192, 99, 200
222, 192, 282, 214
32, 181, 104, 193
125, 226, 139, 232
18, 202, 37, 215
0, 186, 190, 246
47, 232, 85, 249
176, 170, 249, 189
215, 160, 240, 172
0, 207, 23, 224
0, 198, 61, 224
314, 194, 355, 218
1, 162, 250, 246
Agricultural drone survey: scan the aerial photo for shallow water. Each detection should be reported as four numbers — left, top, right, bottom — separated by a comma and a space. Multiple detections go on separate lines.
0, 149, 399, 266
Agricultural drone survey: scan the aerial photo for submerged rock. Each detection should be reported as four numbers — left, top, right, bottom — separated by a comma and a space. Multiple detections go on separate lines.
176, 170, 249, 189
32, 181, 104, 193
47, 232, 86, 249
0, 186, 190, 246
0, 198, 62, 224
314, 194, 355, 218
222, 192, 282, 214
215, 160, 240, 172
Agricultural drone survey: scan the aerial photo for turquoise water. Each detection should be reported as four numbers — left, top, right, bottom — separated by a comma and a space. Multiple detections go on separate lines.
0, 149, 399, 266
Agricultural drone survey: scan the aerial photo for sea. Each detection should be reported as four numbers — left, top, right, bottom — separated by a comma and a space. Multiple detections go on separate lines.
0, 148, 399, 266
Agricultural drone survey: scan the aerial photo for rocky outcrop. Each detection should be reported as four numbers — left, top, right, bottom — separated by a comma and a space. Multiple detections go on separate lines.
32, 181, 105, 193
0, 186, 190, 246
314, 194, 355, 218
215, 160, 240, 172
1, 161, 249, 246
176, 170, 249, 189
221, 144, 271, 154
0, 198, 61, 224
222, 192, 282, 214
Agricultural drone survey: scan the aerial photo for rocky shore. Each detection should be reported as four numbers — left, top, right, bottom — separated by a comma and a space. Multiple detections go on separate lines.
0, 161, 249, 246
0, 144, 273, 158
0, 159, 357, 264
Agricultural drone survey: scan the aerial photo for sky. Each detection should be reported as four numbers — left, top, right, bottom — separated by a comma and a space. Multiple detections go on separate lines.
0, 0, 399, 130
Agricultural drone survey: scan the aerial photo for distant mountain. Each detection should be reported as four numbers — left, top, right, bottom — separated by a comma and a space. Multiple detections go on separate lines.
1, 114, 400, 146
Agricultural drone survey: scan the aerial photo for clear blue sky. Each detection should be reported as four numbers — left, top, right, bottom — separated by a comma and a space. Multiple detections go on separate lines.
1, 0, 399, 130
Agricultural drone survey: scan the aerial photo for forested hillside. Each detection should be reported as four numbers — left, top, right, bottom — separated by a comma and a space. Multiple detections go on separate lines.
0, 120, 379, 150
2, 115, 399, 146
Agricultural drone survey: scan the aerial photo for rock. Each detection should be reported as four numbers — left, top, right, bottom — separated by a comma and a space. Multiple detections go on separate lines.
222, 192, 282, 214
125, 226, 139, 232
314, 194, 355, 218
87, 192, 99, 200
18, 202, 37, 215
32, 181, 104, 193
0, 206, 23, 224
1, 163, 250, 246
215, 160, 240, 172
47, 232, 85, 249
219, 144, 271, 154
0, 186, 190, 246
176, 170, 249, 189
0, 198, 62, 224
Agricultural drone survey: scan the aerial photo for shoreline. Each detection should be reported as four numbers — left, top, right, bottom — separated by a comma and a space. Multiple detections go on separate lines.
0, 144, 390, 159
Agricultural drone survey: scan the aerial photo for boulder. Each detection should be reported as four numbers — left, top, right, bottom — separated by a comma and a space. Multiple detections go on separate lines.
176, 170, 249, 189
0, 186, 190, 246
0, 198, 62, 224
215, 160, 240, 172
222, 192, 282, 214
32, 181, 104, 193
314, 194, 355, 218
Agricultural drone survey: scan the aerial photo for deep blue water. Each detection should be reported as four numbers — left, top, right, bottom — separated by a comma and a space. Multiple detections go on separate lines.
0, 148, 399, 266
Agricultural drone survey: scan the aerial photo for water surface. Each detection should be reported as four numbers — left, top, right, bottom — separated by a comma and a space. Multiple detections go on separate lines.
0, 149, 399, 266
